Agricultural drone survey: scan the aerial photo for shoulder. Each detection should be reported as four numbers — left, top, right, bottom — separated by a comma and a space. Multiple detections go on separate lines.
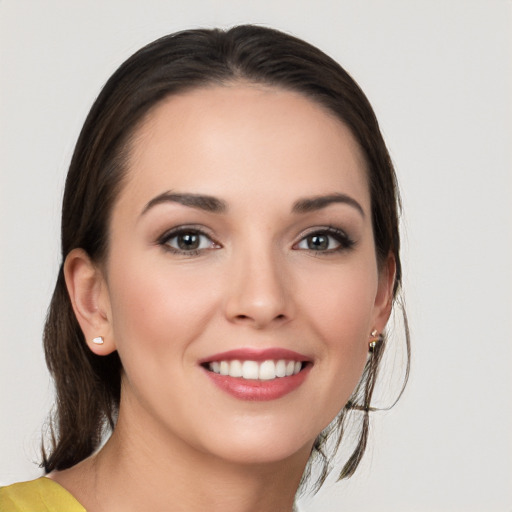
0, 477, 86, 512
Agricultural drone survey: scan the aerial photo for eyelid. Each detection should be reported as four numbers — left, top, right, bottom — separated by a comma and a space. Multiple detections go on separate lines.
157, 224, 221, 254
293, 225, 355, 252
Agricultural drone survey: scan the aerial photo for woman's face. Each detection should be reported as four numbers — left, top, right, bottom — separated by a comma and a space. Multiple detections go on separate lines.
99, 84, 393, 465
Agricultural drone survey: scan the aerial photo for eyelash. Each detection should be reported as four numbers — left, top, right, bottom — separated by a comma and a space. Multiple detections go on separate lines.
293, 226, 355, 255
157, 225, 355, 256
157, 226, 220, 256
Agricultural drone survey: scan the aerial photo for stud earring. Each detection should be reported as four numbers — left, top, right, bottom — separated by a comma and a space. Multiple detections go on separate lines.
92, 336, 104, 345
369, 330, 380, 352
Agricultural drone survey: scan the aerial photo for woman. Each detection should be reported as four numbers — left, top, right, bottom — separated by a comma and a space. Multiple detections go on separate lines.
0, 25, 408, 511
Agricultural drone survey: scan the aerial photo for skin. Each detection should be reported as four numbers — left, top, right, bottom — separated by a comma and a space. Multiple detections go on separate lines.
55, 84, 395, 512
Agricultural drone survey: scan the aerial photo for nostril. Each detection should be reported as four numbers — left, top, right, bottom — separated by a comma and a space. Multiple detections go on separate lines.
232, 312, 287, 325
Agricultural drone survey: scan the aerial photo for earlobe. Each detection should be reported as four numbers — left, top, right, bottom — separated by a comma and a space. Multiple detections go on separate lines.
373, 253, 397, 333
63, 248, 116, 355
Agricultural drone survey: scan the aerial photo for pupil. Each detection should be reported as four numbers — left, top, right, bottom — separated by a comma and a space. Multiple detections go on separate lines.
178, 233, 199, 250
308, 234, 328, 250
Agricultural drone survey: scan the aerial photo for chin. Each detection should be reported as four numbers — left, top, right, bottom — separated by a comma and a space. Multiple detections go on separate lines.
188, 416, 319, 468
208, 437, 313, 468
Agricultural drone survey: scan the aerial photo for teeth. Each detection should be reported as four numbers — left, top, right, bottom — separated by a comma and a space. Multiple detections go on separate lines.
259, 360, 275, 380
229, 359, 243, 377
242, 360, 259, 379
207, 359, 303, 380
219, 361, 229, 376
275, 360, 286, 377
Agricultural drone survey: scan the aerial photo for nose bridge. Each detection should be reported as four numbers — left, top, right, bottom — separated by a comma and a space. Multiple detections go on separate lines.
224, 234, 292, 327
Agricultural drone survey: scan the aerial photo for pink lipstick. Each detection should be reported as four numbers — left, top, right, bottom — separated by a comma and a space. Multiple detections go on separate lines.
200, 348, 312, 401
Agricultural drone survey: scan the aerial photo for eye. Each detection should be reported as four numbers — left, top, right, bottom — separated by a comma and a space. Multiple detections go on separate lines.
158, 227, 219, 255
295, 228, 355, 253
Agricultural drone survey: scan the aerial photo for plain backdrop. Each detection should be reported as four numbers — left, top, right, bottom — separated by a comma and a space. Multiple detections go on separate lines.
1, 1, 511, 511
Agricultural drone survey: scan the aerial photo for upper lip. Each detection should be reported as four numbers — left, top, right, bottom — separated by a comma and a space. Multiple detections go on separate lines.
199, 348, 311, 364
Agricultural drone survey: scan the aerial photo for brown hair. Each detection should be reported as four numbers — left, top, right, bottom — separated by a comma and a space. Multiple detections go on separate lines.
42, 25, 409, 488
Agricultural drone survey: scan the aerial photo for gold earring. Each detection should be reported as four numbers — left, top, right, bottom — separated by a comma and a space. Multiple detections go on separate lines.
369, 330, 379, 352
92, 336, 104, 345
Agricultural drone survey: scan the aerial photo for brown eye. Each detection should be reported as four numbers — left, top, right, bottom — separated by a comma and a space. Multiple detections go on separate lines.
307, 234, 330, 251
297, 233, 341, 252
160, 228, 219, 254
295, 228, 355, 253
176, 232, 201, 250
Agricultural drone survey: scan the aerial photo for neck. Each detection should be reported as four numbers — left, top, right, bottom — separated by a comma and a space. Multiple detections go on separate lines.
57, 402, 311, 512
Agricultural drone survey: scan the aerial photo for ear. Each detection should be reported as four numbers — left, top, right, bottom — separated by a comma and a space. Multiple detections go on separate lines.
372, 252, 397, 333
63, 248, 116, 355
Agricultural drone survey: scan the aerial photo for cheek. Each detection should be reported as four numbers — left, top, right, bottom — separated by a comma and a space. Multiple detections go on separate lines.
299, 261, 377, 408
107, 257, 220, 364
298, 257, 378, 341
105, 260, 225, 421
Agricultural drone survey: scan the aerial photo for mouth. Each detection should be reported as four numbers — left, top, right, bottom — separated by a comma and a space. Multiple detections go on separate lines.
199, 348, 312, 401
203, 359, 305, 381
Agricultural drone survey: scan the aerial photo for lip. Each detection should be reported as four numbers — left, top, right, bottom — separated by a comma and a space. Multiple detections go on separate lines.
199, 347, 310, 364
199, 348, 312, 401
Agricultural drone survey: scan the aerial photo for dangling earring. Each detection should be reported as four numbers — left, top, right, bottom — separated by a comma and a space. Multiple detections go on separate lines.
369, 330, 380, 352
92, 336, 104, 345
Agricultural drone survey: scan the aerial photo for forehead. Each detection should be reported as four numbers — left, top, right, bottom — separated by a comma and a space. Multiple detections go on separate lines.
120, 84, 370, 213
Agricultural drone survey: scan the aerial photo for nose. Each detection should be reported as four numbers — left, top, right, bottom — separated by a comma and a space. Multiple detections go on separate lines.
224, 247, 293, 329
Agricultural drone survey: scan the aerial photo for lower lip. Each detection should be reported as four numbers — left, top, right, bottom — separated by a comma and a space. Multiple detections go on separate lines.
202, 365, 311, 401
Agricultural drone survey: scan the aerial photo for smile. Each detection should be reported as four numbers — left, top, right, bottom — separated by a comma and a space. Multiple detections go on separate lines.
200, 348, 311, 401
207, 359, 303, 381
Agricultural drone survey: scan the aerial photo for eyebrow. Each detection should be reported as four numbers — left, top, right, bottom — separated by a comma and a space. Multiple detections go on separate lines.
141, 191, 228, 216
141, 191, 364, 218
292, 193, 365, 217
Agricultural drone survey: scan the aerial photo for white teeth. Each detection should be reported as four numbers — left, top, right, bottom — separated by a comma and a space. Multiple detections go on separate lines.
207, 359, 303, 380
275, 360, 286, 377
259, 360, 276, 380
285, 360, 295, 376
242, 360, 259, 379
229, 360, 243, 378
219, 361, 229, 376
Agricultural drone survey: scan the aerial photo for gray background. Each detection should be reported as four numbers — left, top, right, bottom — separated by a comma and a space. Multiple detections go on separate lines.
1, 1, 511, 510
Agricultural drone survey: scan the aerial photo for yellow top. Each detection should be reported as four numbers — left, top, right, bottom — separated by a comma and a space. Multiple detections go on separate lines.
0, 477, 85, 512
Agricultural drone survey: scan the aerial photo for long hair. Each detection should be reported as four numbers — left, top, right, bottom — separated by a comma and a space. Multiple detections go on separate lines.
42, 25, 409, 486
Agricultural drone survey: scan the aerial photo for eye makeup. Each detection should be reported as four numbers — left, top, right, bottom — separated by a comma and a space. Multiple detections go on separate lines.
293, 225, 356, 254
157, 225, 221, 256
